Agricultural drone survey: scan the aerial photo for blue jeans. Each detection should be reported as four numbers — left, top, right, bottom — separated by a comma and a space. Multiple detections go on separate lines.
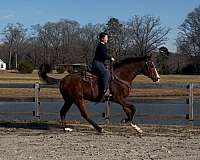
92, 60, 110, 93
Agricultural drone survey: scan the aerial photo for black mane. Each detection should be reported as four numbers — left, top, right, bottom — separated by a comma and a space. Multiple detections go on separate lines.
113, 56, 147, 69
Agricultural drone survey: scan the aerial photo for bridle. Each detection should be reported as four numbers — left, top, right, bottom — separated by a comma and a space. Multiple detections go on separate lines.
141, 60, 155, 77
143, 60, 161, 82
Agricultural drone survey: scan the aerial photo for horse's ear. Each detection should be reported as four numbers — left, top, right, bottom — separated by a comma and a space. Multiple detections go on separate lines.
145, 53, 152, 61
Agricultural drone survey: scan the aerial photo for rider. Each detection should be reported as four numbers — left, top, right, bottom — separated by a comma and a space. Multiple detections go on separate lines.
92, 32, 115, 101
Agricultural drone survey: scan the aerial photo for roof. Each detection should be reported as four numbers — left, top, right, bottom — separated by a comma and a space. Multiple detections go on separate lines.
58, 63, 87, 67
0, 59, 5, 63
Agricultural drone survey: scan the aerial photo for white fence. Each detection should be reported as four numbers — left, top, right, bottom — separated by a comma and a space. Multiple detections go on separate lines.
0, 82, 196, 122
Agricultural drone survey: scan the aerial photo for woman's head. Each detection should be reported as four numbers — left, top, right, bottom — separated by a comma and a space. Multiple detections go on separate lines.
99, 32, 108, 44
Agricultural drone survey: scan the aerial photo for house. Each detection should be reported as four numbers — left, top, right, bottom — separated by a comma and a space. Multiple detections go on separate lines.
0, 59, 6, 70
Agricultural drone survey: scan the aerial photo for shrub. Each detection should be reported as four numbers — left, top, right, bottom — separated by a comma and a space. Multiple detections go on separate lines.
182, 65, 194, 75
56, 65, 65, 74
159, 64, 170, 75
18, 61, 34, 74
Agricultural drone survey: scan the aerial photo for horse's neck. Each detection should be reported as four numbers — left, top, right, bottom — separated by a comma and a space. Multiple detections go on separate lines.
114, 62, 144, 83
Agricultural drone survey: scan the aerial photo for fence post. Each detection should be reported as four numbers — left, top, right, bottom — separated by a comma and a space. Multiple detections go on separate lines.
105, 101, 111, 123
188, 83, 194, 121
34, 82, 40, 120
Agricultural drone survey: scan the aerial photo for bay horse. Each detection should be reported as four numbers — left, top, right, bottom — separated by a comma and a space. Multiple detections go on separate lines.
38, 56, 160, 133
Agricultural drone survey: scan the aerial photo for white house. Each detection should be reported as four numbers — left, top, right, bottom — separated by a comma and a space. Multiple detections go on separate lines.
0, 59, 6, 70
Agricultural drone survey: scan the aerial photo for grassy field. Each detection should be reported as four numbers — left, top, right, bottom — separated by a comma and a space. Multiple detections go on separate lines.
134, 74, 200, 83
0, 70, 200, 98
1, 70, 200, 83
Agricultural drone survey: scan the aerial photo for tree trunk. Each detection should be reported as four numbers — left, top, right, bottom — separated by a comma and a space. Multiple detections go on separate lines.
15, 53, 18, 69
8, 49, 12, 70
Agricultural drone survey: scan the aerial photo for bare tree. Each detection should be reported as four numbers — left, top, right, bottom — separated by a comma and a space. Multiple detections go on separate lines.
31, 19, 84, 66
44, 22, 63, 66
59, 19, 81, 64
2, 23, 27, 69
0, 15, 172, 69
31, 24, 50, 64
80, 23, 104, 64
127, 15, 170, 56
24, 36, 44, 68
177, 5, 200, 55
105, 18, 123, 60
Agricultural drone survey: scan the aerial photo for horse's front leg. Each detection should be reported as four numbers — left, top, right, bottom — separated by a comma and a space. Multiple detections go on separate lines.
116, 99, 143, 134
117, 99, 136, 122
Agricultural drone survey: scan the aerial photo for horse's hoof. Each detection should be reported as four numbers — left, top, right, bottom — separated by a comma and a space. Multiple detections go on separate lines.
121, 119, 128, 123
96, 128, 110, 134
64, 128, 73, 132
130, 122, 144, 134
96, 127, 103, 133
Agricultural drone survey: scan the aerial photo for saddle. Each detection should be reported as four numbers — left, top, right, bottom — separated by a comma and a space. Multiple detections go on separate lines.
81, 69, 131, 88
81, 70, 131, 102
81, 71, 98, 82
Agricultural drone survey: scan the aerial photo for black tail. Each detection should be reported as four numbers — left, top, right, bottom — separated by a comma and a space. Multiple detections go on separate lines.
38, 64, 59, 84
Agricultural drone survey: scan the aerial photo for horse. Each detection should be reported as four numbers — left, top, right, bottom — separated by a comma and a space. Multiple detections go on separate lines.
38, 55, 160, 133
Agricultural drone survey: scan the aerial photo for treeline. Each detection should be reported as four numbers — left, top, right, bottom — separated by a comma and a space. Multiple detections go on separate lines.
0, 4, 200, 75
0, 16, 170, 70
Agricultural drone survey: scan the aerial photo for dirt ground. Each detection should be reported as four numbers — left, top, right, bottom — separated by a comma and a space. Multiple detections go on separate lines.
0, 123, 199, 160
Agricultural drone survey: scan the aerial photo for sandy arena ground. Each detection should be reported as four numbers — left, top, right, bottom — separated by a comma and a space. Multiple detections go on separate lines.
0, 123, 199, 160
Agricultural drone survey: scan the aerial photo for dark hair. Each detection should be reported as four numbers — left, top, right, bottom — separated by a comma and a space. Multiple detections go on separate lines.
99, 32, 108, 41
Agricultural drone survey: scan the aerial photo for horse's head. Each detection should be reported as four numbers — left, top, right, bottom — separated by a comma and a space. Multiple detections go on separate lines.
113, 55, 160, 83
141, 59, 160, 82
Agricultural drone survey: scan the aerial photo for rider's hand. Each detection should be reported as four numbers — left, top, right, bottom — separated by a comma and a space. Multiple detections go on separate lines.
111, 57, 115, 61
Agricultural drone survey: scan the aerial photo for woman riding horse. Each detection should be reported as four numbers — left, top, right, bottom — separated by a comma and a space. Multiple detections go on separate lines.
38, 55, 160, 133
92, 32, 115, 102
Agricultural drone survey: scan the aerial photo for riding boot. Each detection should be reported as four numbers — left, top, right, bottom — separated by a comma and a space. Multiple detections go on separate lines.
96, 89, 112, 102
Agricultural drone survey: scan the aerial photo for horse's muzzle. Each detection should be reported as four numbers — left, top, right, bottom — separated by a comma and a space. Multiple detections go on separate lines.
154, 77, 160, 82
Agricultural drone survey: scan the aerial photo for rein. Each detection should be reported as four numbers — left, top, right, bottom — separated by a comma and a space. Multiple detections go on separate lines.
113, 75, 132, 89
109, 60, 131, 91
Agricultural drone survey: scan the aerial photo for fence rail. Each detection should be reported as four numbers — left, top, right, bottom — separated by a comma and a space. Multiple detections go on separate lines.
132, 82, 200, 89
0, 82, 196, 121
0, 82, 199, 89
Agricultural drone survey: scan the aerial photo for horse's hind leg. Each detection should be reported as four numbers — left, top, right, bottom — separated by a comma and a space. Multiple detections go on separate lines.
60, 98, 73, 128
75, 99, 102, 132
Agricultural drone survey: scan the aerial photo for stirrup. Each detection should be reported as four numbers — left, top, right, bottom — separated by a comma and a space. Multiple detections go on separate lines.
104, 89, 112, 101
104, 89, 111, 96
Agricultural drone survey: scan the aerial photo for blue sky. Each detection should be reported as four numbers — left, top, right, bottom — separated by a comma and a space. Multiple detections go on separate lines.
0, 0, 199, 52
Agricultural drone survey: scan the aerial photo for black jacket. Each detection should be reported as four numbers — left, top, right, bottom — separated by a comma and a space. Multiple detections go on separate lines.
93, 42, 111, 63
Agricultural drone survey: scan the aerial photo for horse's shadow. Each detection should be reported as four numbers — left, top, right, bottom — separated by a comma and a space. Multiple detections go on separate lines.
0, 121, 61, 130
